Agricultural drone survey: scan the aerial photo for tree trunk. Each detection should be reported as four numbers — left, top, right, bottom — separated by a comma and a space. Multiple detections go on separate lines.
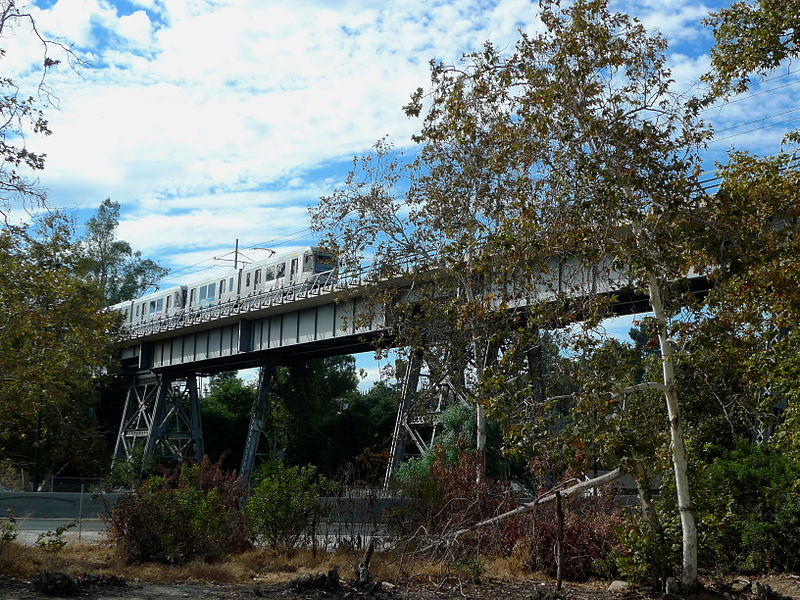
634, 462, 668, 580
475, 401, 486, 482
555, 490, 564, 591
647, 274, 697, 593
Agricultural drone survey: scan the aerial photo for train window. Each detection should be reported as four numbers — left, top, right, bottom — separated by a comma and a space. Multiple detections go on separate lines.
246, 272, 251, 287
166, 296, 171, 311
135, 305, 140, 317
229, 277, 234, 291
199, 283, 216, 305
276, 263, 286, 278
255, 269, 261, 285
189, 288, 196, 305
303, 252, 314, 272
149, 298, 163, 315
265, 266, 275, 281
290, 258, 298, 278
219, 279, 225, 297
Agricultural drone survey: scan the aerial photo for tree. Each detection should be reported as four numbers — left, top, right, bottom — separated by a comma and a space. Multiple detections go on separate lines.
312, 0, 709, 589
702, 0, 800, 463
200, 371, 257, 467
704, 0, 800, 96
269, 356, 361, 476
0, 214, 118, 481
79, 199, 168, 305
326, 381, 398, 484
0, 0, 75, 218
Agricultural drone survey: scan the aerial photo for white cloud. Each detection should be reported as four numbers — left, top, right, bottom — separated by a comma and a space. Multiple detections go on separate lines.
116, 10, 154, 46
4, 0, 793, 281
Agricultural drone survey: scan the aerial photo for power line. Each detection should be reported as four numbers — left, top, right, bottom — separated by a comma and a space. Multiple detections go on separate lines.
712, 115, 800, 143
701, 78, 800, 114
712, 105, 800, 135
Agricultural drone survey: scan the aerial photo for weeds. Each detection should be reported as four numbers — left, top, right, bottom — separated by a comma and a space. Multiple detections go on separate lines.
35, 521, 76, 554
1, 509, 18, 550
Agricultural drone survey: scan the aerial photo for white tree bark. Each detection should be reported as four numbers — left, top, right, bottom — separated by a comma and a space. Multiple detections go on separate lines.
647, 273, 697, 593
475, 401, 486, 482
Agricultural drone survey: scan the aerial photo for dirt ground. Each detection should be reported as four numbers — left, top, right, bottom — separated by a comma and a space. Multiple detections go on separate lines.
0, 542, 797, 600
0, 573, 797, 600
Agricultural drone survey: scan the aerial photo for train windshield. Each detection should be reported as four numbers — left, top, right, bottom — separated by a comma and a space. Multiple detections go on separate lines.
314, 252, 334, 272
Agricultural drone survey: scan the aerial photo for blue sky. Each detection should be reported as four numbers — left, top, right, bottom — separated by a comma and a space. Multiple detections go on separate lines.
5, 0, 800, 387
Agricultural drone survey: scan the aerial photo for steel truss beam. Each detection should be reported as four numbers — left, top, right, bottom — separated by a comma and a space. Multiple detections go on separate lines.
240, 363, 276, 487
112, 371, 204, 474
384, 352, 462, 489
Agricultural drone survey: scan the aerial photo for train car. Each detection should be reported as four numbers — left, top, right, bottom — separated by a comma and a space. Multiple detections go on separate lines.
112, 246, 336, 329
183, 246, 335, 311
111, 285, 186, 328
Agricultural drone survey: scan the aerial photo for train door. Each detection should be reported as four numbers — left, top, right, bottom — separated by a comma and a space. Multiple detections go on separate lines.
290, 257, 299, 282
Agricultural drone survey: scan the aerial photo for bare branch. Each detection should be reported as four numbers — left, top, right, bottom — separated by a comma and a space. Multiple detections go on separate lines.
451, 467, 623, 538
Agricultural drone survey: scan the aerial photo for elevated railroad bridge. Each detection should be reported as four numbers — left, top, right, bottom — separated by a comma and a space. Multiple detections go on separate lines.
112, 258, 710, 485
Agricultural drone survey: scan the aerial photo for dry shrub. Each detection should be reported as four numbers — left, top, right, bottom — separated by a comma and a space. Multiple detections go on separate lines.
104, 456, 249, 565
513, 493, 623, 581
392, 444, 622, 581
392, 442, 522, 545
0, 541, 35, 578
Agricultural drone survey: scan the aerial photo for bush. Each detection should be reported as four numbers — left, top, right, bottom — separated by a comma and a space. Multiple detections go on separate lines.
104, 457, 249, 564
392, 442, 622, 580
698, 441, 800, 572
523, 494, 623, 581
610, 510, 677, 584
653, 440, 800, 574
245, 461, 328, 551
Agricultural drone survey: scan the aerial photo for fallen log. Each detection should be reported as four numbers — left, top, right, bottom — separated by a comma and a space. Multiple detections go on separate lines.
452, 467, 623, 539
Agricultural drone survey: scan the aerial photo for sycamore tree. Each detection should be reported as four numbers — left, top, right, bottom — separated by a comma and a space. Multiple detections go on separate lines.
704, 0, 800, 97
701, 0, 800, 460
79, 198, 168, 305
313, 0, 712, 590
0, 0, 75, 218
0, 214, 118, 480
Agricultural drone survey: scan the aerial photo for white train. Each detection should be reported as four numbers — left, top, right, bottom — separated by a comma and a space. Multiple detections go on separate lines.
111, 247, 335, 328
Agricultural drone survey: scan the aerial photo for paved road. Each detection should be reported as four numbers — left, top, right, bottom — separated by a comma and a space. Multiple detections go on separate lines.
12, 517, 106, 545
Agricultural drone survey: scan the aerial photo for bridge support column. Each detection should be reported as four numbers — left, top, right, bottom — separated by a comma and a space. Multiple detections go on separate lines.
383, 351, 423, 490
112, 371, 204, 475
240, 363, 276, 486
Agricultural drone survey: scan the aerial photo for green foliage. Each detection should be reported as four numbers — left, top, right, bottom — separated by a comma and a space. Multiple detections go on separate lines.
0, 510, 17, 552
105, 445, 165, 489
104, 457, 248, 564
611, 511, 677, 584
704, 0, 800, 96
245, 461, 328, 551
0, 215, 118, 476
78, 199, 168, 305
658, 441, 800, 573
35, 521, 75, 554
324, 382, 398, 483
269, 356, 364, 476
200, 372, 257, 467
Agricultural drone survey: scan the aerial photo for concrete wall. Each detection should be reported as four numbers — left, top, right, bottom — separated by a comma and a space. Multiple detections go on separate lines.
0, 492, 123, 520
